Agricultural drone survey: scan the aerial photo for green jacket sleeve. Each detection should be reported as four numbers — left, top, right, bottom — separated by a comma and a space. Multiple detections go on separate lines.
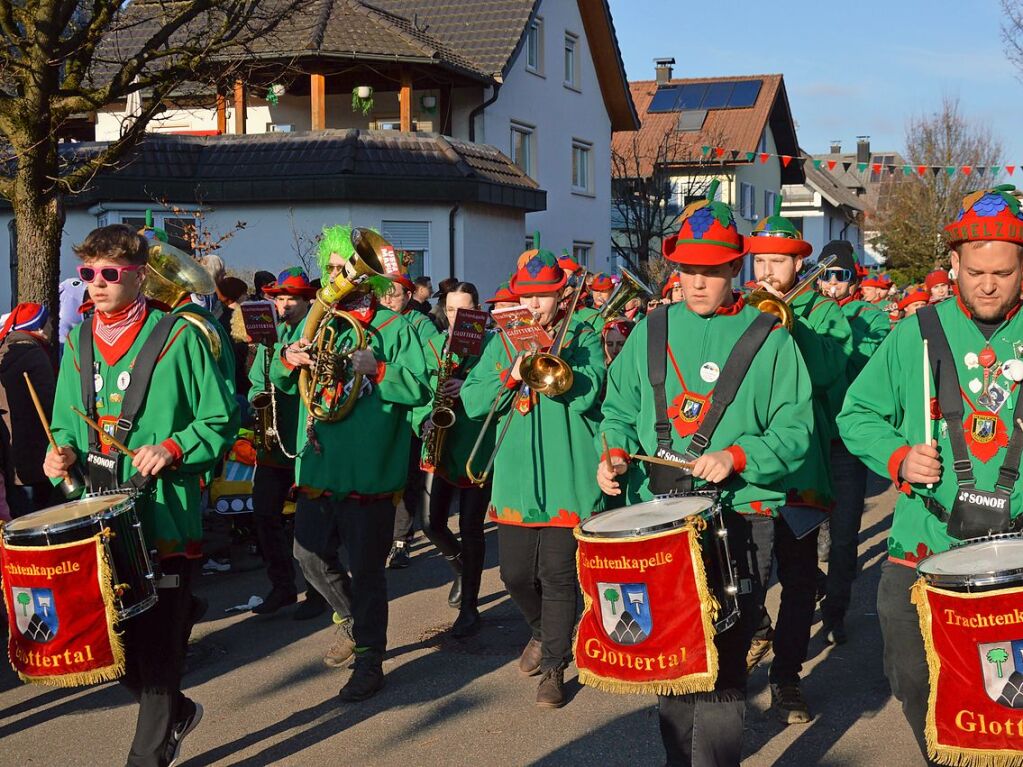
461, 332, 514, 420
49, 325, 87, 458
598, 326, 644, 458
550, 322, 606, 414
847, 306, 891, 381
410, 332, 444, 434
792, 299, 853, 393
248, 344, 269, 402
372, 316, 429, 408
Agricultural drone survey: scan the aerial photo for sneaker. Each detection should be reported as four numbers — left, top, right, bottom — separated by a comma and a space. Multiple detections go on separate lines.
202, 558, 230, 574
518, 637, 543, 677
163, 698, 204, 767
536, 667, 566, 709
324, 619, 356, 668
746, 630, 774, 674
339, 661, 385, 702
770, 682, 813, 725
387, 542, 410, 569
251, 588, 298, 615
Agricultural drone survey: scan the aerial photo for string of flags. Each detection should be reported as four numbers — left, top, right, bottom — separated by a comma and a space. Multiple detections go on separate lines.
698, 145, 1014, 178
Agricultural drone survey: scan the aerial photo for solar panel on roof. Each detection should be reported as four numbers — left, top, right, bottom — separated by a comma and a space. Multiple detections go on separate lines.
677, 84, 707, 110
648, 86, 681, 113
728, 80, 761, 108
702, 82, 733, 109
647, 79, 765, 114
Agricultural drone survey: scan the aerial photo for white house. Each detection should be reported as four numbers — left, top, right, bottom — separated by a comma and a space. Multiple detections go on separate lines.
781, 151, 866, 259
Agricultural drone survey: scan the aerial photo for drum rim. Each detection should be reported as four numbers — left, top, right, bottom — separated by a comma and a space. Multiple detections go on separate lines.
917, 533, 1023, 587
579, 496, 715, 539
3, 493, 135, 540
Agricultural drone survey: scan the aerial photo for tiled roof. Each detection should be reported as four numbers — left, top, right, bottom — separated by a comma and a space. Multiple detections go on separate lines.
55, 130, 545, 211
615, 74, 802, 183
800, 152, 864, 211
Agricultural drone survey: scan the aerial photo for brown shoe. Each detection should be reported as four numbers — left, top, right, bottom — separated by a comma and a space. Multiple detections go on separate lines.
518, 637, 543, 676
746, 628, 774, 675
324, 619, 356, 668
536, 667, 566, 708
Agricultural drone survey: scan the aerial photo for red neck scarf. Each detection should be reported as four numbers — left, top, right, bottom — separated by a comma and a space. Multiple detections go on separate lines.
93, 295, 147, 365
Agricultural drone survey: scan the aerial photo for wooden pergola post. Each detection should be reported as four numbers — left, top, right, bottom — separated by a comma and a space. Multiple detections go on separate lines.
233, 80, 246, 134
310, 73, 326, 131
216, 93, 227, 134
399, 69, 412, 132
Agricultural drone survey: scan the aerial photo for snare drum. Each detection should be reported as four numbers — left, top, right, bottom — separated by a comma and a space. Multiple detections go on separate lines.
3, 493, 158, 620
916, 533, 1023, 592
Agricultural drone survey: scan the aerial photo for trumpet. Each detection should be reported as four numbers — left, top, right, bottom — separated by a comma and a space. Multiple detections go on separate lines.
746, 254, 837, 331
519, 268, 588, 396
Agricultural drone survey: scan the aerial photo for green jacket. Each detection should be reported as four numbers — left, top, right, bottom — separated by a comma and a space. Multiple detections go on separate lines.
248, 320, 304, 467
460, 318, 606, 527
173, 302, 236, 396
270, 307, 429, 497
837, 294, 891, 382
837, 297, 1023, 565
576, 306, 603, 330
52, 308, 239, 559
600, 300, 813, 517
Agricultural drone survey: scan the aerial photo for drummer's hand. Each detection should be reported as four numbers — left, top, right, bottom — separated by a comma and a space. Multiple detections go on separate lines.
690, 450, 735, 484
597, 458, 628, 496
43, 446, 76, 479
351, 348, 378, 376
900, 441, 942, 485
284, 339, 314, 368
132, 444, 174, 478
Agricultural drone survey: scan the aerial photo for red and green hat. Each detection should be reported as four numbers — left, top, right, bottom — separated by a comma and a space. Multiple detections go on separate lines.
263, 267, 318, 298
558, 250, 582, 275
746, 196, 812, 257
946, 184, 1023, 247
590, 272, 614, 292
387, 272, 415, 293
510, 251, 567, 296
662, 179, 745, 265
485, 279, 516, 304
661, 272, 681, 298
924, 269, 951, 290
897, 290, 929, 311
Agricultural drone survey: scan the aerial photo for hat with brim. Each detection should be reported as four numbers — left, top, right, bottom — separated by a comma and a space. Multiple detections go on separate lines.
510, 252, 567, 296
897, 290, 929, 311
746, 196, 812, 257
663, 179, 746, 266
263, 267, 318, 298
558, 253, 582, 275
590, 273, 614, 292
661, 272, 681, 298
485, 280, 517, 304
387, 273, 415, 293
946, 184, 1023, 247
924, 269, 951, 290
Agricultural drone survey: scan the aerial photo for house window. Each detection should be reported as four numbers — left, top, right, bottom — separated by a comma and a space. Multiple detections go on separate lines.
119, 212, 198, 255
572, 242, 593, 268
764, 189, 780, 218
757, 130, 768, 155
787, 217, 804, 236
739, 182, 755, 221
564, 32, 579, 89
381, 220, 430, 278
511, 121, 535, 178
572, 140, 592, 194
526, 17, 544, 74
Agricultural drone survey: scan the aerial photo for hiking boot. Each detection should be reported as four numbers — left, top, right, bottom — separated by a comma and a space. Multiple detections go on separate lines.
518, 637, 543, 676
387, 542, 410, 569
451, 607, 480, 638
252, 588, 297, 615
770, 682, 813, 725
339, 662, 384, 702
292, 591, 327, 621
324, 619, 356, 668
746, 630, 774, 674
163, 698, 203, 767
536, 667, 566, 709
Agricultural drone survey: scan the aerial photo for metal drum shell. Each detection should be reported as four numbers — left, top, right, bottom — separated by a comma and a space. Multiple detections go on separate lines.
916, 532, 1023, 593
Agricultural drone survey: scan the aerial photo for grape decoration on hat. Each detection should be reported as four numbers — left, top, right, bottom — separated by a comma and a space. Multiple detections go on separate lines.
945, 184, 1023, 247
661, 179, 746, 266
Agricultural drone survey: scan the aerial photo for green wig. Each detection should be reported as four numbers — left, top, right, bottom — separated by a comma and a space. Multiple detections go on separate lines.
317, 225, 356, 276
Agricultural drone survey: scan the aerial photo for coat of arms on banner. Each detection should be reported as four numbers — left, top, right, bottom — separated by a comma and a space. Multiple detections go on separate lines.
978, 640, 1023, 708
597, 582, 652, 645
10, 587, 58, 643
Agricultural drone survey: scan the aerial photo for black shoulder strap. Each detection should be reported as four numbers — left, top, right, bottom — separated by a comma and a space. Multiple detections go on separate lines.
114, 313, 180, 444
647, 305, 672, 449
687, 311, 779, 459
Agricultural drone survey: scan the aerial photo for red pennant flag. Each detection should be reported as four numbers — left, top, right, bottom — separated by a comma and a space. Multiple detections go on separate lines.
781, 155, 792, 167
714, 147, 725, 158
1008, 165, 1016, 176
827, 159, 837, 171
759, 153, 769, 163
961, 165, 972, 176
917, 165, 927, 176
871, 163, 882, 174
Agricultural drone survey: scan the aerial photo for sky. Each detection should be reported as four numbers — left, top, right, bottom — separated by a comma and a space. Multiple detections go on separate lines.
608, 0, 1023, 163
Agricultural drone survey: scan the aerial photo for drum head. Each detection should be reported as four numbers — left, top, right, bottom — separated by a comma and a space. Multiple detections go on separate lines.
581, 496, 713, 538
4, 494, 132, 535
919, 536, 1023, 579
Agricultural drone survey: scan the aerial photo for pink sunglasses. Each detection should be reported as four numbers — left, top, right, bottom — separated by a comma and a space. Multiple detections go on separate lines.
77, 264, 145, 284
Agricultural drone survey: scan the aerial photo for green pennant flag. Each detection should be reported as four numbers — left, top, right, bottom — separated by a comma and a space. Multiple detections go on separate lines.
701, 145, 711, 157
902, 165, 913, 176
745, 151, 755, 162
991, 165, 1001, 176
857, 162, 868, 172
946, 166, 956, 177
812, 159, 822, 170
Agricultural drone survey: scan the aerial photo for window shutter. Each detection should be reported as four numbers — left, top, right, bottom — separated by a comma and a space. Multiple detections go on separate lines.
381, 221, 430, 251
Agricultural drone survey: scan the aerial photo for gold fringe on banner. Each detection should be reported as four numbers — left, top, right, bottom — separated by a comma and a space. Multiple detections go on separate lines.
912, 578, 1023, 767
574, 520, 719, 696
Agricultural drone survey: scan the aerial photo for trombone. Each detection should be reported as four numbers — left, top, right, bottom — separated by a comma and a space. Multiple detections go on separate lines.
746, 254, 836, 331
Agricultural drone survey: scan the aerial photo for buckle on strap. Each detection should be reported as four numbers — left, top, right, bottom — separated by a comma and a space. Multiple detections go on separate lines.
689, 433, 709, 452
952, 459, 974, 479
115, 417, 133, 433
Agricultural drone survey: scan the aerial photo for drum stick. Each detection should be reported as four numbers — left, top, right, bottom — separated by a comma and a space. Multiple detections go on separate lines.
629, 453, 695, 471
23, 372, 58, 450
70, 407, 136, 458
923, 340, 933, 489
601, 432, 614, 474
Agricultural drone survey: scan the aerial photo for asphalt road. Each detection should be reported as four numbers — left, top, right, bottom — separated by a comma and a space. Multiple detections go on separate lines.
1, 477, 925, 766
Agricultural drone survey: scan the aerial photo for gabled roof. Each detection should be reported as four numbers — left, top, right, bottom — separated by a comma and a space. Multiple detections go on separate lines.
48, 130, 545, 211
799, 152, 864, 212
616, 74, 802, 183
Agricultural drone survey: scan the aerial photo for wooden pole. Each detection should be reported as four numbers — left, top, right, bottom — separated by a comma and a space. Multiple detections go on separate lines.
233, 79, 246, 134
399, 69, 412, 132
216, 93, 227, 135
310, 73, 326, 131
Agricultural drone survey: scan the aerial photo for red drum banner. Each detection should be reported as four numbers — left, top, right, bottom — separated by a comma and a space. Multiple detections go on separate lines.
913, 579, 1023, 767
574, 520, 718, 695
1, 536, 124, 686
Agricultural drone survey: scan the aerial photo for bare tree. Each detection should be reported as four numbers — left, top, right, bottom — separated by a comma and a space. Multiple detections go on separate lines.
1002, 0, 1023, 77
872, 96, 1002, 283
287, 208, 317, 276
0, 0, 299, 319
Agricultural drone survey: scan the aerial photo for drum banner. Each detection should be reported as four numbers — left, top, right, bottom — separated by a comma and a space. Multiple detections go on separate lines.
0, 534, 124, 686
574, 518, 718, 695
912, 578, 1023, 767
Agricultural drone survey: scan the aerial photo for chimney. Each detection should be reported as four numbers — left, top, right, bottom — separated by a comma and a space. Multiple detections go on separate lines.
830, 140, 842, 154
856, 136, 871, 165
654, 57, 675, 85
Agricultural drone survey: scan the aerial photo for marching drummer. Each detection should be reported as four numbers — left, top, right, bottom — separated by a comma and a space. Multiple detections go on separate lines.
598, 180, 813, 766
44, 224, 238, 767
838, 184, 1023, 763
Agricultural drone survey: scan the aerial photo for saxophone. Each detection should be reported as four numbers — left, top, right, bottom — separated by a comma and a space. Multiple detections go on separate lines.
251, 343, 278, 453
422, 346, 457, 469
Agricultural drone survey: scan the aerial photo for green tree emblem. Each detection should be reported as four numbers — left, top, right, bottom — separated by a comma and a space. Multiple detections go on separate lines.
16, 592, 31, 617
987, 648, 1011, 679
604, 588, 620, 616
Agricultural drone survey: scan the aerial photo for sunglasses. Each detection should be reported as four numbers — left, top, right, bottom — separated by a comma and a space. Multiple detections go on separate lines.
77, 264, 145, 284
821, 268, 853, 282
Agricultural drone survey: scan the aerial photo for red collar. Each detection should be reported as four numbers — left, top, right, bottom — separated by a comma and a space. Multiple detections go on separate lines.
685, 293, 745, 317
837, 290, 862, 307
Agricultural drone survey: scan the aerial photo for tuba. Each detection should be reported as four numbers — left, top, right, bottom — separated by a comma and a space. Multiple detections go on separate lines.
598, 266, 654, 320
746, 254, 837, 331
143, 240, 223, 359
297, 227, 390, 423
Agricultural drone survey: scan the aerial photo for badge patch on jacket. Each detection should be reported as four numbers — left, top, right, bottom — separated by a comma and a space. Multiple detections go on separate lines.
668, 392, 708, 437
965, 412, 1008, 463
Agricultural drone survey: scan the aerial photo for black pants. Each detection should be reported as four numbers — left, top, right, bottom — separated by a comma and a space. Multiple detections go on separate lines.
823, 440, 867, 623
420, 472, 491, 609
877, 561, 942, 766
293, 495, 395, 660
751, 511, 820, 685
252, 464, 296, 595
498, 525, 578, 670
393, 435, 423, 543
120, 558, 194, 767
658, 511, 769, 767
